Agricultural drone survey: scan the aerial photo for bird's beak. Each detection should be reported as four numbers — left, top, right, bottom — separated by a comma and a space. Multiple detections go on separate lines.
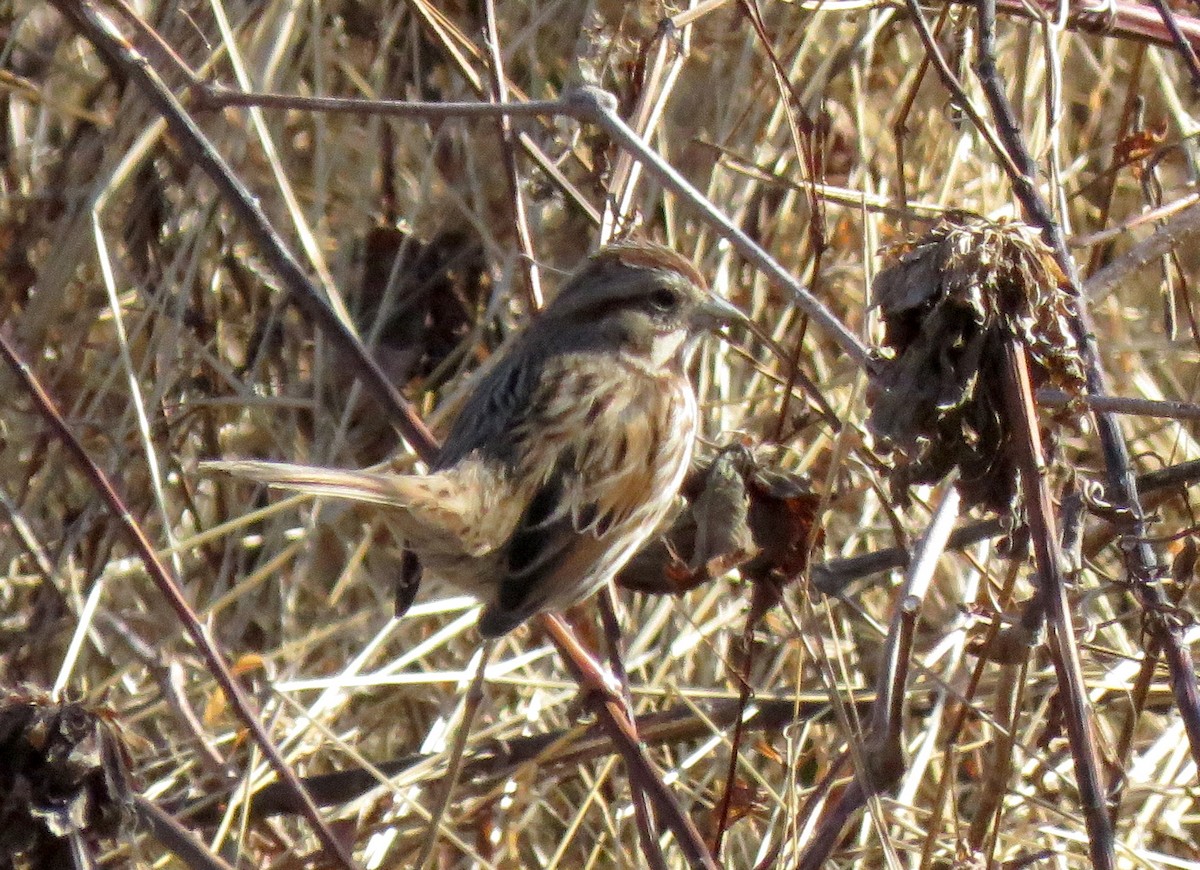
696, 295, 791, 366
694, 294, 746, 330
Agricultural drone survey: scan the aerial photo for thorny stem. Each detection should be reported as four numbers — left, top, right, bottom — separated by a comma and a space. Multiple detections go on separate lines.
972, 0, 1070, 268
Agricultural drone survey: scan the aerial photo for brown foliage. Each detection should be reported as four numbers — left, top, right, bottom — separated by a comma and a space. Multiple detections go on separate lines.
868, 215, 1086, 511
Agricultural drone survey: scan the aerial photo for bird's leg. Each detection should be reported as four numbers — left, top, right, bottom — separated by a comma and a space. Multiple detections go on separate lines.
394, 548, 421, 618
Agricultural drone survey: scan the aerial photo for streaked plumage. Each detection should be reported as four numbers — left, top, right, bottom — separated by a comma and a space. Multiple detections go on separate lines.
204, 242, 738, 636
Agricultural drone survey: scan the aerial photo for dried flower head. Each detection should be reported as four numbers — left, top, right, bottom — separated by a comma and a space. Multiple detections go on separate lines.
0, 693, 135, 869
868, 214, 1086, 512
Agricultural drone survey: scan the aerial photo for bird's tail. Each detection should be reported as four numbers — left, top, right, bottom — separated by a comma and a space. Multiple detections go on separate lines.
200, 459, 505, 557
200, 459, 420, 509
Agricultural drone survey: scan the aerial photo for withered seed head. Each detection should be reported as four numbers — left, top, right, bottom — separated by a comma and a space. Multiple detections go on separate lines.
0, 693, 134, 868
868, 214, 1085, 512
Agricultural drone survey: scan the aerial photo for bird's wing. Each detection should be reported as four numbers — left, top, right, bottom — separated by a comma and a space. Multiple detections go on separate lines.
476, 359, 694, 636
434, 341, 545, 468
476, 456, 609, 637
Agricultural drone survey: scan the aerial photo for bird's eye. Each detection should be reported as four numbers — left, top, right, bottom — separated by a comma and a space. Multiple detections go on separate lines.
648, 288, 679, 311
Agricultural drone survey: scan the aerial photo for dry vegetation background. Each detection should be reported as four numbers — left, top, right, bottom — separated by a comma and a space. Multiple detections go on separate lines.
4, 0, 1200, 867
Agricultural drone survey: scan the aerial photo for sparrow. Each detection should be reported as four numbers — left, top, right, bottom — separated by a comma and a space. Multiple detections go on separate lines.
204, 241, 741, 637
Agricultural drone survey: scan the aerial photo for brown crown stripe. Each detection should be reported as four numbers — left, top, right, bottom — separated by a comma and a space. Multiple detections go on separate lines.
595, 241, 708, 290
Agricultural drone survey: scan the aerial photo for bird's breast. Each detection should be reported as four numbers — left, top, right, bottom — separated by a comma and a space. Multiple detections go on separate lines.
512, 354, 697, 531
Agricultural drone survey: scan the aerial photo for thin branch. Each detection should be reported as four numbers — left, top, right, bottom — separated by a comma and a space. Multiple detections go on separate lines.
481, 0, 543, 309
813, 458, 1200, 594
198, 82, 872, 367
1136, 0, 1200, 89
598, 589, 670, 870
999, 341, 1115, 870
963, 0, 1200, 50
798, 484, 960, 869
971, 0, 1200, 786
0, 329, 356, 870
900, 0, 1025, 181
1039, 388, 1200, 421
540, 614, 721, 870
135, 796, 239, 870
563, 86, 871, 367
54, 0, 437, 462
1085, 199, 1200, 300
189, 692, 876, 823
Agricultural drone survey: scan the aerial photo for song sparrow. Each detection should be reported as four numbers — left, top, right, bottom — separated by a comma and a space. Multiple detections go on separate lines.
204, 242, 740, 636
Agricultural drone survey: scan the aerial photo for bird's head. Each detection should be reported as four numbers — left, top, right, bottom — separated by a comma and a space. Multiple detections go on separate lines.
537, 241, 743, 369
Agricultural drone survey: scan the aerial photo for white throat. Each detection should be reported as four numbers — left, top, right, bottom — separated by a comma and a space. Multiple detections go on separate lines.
648, 329, 689, 368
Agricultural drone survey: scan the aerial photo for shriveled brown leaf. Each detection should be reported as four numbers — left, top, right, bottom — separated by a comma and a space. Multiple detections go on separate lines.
616, 443, 822, 613
868, 214, 1086, 512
